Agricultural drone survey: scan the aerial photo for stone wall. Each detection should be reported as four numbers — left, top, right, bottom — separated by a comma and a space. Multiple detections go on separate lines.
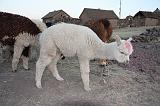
145, 18, 159, 26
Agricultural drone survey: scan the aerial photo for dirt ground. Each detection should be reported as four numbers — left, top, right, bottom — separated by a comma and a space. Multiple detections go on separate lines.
0, 28, 160, 106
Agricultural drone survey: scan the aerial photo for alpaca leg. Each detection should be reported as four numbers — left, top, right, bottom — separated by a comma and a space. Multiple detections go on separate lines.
21, 46, 30, 70
1, 46, 12, 62
35, 55, 53, 88
21, 56, 29, 70
12, 45, 24, 72
36, 38, 58, 88
47, 54, 64, 81
79, 58, 91, 91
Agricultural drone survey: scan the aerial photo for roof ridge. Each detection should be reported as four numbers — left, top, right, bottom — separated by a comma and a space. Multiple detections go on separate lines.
80, 8, 119, 19
84, 8, 113, 12
42, 10, 70, 19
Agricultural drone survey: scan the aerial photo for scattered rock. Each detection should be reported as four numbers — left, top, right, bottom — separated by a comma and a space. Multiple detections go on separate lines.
132, 27, 160, 42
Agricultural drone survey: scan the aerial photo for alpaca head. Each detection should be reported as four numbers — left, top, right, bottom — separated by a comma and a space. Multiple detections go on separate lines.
113, 35, 133, 63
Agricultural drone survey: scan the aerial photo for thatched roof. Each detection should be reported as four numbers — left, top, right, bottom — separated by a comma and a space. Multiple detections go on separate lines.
79, 8, 119, 20
42, 10, 70, 19
154, 8, 160, 13
134, 11, 160, 19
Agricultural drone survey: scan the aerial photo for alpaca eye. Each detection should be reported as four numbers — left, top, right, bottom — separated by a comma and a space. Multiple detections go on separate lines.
120, 51, 127, 56
120, 51, 125, 54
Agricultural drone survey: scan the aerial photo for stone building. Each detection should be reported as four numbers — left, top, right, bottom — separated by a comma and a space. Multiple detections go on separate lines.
133, 9, 160, 27
79, 8, 119, 28
42, 10, 80, 26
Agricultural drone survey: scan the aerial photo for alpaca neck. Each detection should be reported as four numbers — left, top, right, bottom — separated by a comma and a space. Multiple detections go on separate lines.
95, 42, 117, 60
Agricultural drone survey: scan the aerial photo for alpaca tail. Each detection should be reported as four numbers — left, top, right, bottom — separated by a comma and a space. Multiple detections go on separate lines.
31, 19, 47, 32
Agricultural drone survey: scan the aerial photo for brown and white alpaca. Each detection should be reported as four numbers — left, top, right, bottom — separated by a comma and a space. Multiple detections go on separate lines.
84, 18, 113, 65
0, 12, 46, 72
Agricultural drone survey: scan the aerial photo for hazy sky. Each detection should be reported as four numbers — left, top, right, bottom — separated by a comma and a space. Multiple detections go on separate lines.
0, 0, 160, 20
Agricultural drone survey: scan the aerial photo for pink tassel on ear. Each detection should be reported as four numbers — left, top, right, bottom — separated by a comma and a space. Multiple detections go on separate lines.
125, 41, 133, 54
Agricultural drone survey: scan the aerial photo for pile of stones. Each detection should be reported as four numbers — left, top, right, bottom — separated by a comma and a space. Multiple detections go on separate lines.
133, 27, 160, 42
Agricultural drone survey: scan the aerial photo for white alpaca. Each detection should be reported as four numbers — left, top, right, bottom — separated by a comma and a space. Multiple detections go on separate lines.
36, 23, 133, 91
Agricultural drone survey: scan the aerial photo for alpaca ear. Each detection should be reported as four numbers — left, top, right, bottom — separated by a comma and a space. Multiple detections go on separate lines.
115, 35, 121, 46
127, 37, 132, 42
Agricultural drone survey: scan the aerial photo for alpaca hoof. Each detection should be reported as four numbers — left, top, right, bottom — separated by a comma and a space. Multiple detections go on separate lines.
36, 82, 42, 89
56, 76, 64, 81
23, 66, 29, 70
24, 68, 30, 71
84, 87, 91, 91
99, 79, 107, 85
